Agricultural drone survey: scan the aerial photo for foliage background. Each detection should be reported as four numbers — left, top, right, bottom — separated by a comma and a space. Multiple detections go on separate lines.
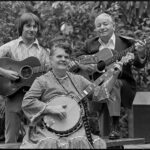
0, 1, 150, 138
0, 1, 150, 91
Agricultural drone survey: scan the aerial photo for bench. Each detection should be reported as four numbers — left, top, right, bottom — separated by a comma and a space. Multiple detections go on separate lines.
0, 138, 145, 149
0, 143, 21, 149
105, 137, 145, 149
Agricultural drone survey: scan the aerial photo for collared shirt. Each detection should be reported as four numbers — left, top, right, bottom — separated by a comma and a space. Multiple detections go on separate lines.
0, 36, 51, 69
98, 33, 116, 51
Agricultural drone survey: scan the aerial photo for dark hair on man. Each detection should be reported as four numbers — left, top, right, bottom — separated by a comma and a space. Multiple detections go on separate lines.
16, 12, 42, 37
50, 42, 72, 56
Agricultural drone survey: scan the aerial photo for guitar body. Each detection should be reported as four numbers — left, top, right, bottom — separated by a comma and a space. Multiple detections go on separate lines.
73, 36, 150, 82
77, 48, 113, 65
0, 57, 42, 97
76, 48, 113, 81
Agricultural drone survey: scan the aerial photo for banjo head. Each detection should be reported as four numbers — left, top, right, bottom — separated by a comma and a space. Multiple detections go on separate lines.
43, 95, 84, 136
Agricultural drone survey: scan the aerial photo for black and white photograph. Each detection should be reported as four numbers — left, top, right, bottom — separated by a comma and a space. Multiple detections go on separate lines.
0, 1, 150, 149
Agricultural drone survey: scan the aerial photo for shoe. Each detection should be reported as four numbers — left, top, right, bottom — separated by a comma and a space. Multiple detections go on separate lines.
109, 130, 120, 140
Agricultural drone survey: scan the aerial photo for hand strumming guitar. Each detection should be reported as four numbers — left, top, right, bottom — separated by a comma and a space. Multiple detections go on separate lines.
68, 60, 95, 74
0, 68, 19, 80
78, 63, 95, 74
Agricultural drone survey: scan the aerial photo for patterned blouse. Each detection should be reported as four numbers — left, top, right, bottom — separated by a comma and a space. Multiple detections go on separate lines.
20, 71, 107, 149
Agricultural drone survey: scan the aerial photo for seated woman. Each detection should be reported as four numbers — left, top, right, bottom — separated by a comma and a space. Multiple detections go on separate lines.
20, 42, 123, 149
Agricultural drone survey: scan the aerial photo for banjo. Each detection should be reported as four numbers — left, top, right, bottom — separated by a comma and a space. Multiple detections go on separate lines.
43, 54, 134, 137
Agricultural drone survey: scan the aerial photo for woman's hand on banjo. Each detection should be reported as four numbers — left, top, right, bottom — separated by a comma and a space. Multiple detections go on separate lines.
45, 105, 67, 120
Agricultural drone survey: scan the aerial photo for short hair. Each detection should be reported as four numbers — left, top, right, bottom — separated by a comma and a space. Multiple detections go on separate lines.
95, 12, 114, 25
49, 35, 70, 47
50, 42, 72, 56
16, 12, 42, 37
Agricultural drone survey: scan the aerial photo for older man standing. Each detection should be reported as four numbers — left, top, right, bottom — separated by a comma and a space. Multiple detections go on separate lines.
71, 13, 147, 139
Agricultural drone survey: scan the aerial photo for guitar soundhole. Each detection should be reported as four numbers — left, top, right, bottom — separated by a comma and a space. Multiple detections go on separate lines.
20, 65, 33, 79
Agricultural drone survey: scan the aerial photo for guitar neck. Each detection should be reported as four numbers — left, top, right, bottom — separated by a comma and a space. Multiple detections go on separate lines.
105, 44, 135, 66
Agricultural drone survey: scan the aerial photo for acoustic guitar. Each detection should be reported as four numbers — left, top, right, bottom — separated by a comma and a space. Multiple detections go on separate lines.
0, 54, 107, 97
73, 37, 150, 81
0, 57, 47, 97
69, 48, 114, 80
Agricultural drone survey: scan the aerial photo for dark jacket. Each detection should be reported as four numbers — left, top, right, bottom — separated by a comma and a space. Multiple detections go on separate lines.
75, 34, 146, 88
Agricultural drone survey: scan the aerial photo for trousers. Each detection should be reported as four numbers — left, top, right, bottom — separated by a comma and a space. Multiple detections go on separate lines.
5, 89, 25, 143
90, 79, 136, 117
89, 79, 136, 134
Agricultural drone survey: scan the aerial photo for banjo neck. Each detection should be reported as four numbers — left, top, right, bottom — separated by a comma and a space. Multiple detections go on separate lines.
78, 75, 104, 102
